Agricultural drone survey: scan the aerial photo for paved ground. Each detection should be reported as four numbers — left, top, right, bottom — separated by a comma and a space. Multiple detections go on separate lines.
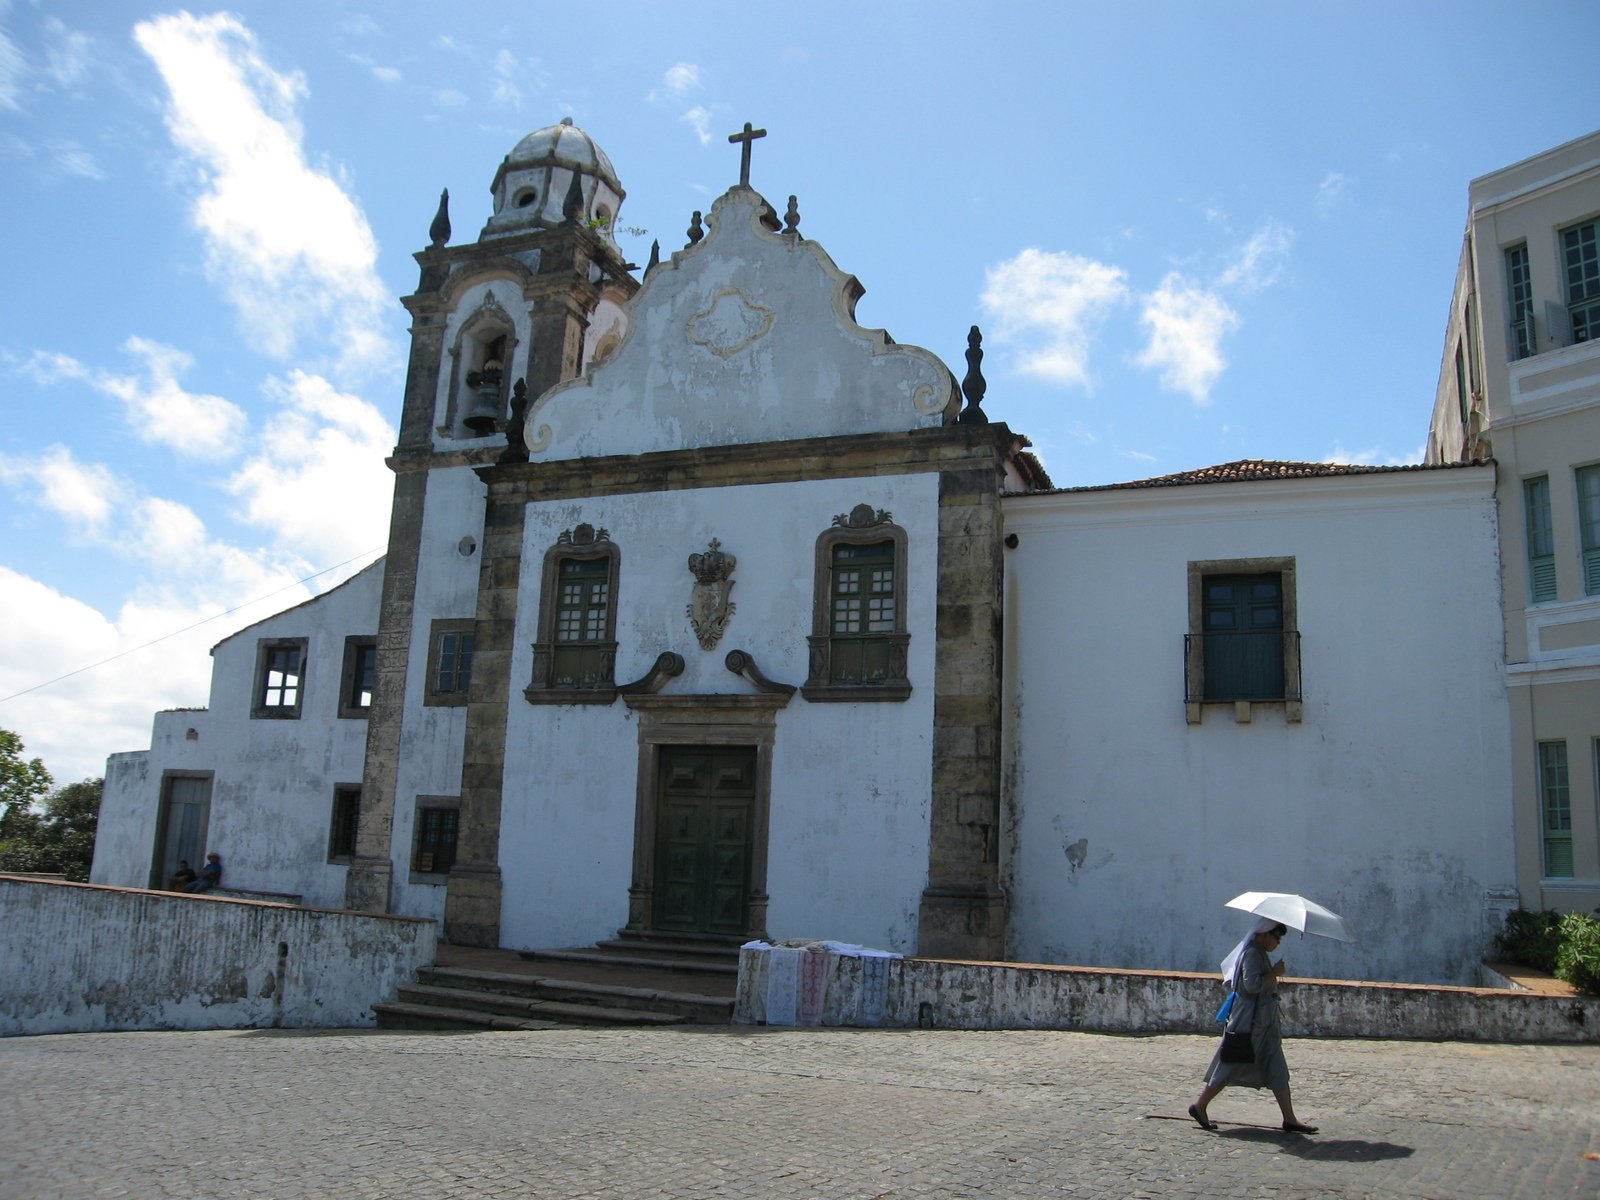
2, 1024, 1596, 1199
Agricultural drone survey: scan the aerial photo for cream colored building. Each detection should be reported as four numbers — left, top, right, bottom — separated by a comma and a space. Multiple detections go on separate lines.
1427, 130, 1600, 914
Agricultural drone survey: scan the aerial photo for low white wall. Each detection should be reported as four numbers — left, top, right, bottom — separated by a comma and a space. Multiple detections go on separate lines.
734, 950, 1600, 1044
0, 876, 435, 1036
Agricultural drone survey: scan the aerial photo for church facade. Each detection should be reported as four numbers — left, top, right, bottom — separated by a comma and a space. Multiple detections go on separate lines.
93, 120, 1516, 985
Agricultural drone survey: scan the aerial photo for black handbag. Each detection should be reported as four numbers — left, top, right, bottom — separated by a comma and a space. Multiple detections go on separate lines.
1219, 1030, 1255, 1063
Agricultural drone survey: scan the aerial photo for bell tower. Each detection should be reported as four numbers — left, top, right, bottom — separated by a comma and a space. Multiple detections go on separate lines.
345, 119, 639, 917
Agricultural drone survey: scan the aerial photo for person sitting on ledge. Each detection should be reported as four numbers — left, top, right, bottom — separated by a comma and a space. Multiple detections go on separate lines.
182, 853, 222, 894
166, 859, 197, 891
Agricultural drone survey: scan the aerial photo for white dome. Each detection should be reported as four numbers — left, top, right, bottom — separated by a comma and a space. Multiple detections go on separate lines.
483, 117, 626, 242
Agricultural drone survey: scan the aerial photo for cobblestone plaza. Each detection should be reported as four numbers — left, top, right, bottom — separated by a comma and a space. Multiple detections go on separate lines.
3, 1025, 1596, 1198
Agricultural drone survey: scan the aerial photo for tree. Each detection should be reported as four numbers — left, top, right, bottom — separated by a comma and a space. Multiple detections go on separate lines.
0, 728, 101, 882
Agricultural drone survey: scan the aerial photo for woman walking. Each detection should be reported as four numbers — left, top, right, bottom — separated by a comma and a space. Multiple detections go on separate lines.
1189, 918, 1318, 1133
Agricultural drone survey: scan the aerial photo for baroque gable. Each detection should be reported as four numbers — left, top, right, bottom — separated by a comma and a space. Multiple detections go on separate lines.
520, 187, 959, 461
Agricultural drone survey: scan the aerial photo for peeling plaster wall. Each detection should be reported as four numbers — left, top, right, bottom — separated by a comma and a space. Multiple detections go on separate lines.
91, 563, 384, 908
734, 950, 1599, 1043
498, 472, 938, 952
389, 465, 486, 921
1002, 468, 1514, 985
0, 877, 434, 1036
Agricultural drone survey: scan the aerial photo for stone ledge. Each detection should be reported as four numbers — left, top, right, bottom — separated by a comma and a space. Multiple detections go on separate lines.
734, 948, 1600, 1044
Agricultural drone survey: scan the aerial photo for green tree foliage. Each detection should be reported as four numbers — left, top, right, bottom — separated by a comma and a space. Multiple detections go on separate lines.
0, 728, 102, 882
1554, 912, 1600, 996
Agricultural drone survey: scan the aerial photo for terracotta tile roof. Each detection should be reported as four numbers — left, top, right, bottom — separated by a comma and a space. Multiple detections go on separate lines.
1031, 458, 1483, 495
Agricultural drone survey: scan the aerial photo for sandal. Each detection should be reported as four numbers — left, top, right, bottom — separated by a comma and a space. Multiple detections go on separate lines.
1188, 1104, 1218, 1131
1281, 1120, 1319, 1134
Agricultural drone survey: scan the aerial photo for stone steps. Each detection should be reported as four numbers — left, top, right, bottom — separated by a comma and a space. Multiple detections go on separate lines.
372, 939, 738, 1032
523, 945, 739, 976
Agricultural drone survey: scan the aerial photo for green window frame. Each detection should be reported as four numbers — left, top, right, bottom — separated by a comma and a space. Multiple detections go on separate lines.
1200, 573, 1285, 701
803, 505, 911, 702
1505, 243, 1534, 359
828, 540, 898, 684
328, 784, 360, 862
526, 524, 621, 704
412, 803, 459, 876
552, 557, 613, 687
1539, 741, 1572, 879
1524, 476, 1556, 603
1577, 464, 1600, 596
1562, 220, 1600, 344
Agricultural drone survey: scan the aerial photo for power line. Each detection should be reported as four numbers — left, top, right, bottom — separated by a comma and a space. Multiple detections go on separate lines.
0, 548, 385, 705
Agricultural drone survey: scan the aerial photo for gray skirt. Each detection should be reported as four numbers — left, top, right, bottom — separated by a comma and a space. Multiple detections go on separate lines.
1204, 996, 1290, 1090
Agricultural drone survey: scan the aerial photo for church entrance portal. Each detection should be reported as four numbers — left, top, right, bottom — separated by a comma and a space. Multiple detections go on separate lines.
653, 746, 755, 935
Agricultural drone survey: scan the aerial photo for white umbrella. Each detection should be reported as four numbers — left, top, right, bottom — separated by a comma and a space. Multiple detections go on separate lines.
1225, 891, 1355, 942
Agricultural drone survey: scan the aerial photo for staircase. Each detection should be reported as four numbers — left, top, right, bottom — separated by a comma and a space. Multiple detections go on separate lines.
372, 931, 741, 1032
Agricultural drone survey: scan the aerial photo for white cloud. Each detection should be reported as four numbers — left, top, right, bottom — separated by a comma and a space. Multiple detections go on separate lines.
371, 64, 401, 84
680, 105, 713, 146
1316, 171, 1352, 217
1124, 449, 1158, 464
42, 17, 93, 88
980, 248, 1130, 387
1216, 221, 1293, 293
0, 444, 125, 533
435, 87, 468, 107
650, 62, 702, 103
133, 12, 394, 378
225, 370, 395, 565
494, 48, 520, 107
46, 139, 105, 179
0, 24, 23, 110
1322, 442, 1425, 467
25, 338, 247, 458
1135, 273, 1240, 403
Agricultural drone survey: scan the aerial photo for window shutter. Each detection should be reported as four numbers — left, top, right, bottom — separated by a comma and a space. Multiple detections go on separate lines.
1529, 557, 1558, 603
1544, 300, 1573, 348
1585, 548, 1600, 596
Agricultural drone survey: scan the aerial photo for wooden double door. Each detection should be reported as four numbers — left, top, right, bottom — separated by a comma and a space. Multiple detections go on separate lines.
653, 746, 755, 935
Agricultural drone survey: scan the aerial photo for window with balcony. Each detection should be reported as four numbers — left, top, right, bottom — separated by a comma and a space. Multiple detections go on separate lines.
1185, 558, 1301, 723
526, 524, 620, 704
803, 505, 911, 702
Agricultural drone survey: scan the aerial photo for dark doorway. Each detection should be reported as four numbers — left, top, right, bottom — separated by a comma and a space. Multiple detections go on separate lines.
653, 746, 755, 935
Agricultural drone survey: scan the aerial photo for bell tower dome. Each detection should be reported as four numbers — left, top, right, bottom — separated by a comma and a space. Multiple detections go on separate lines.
482, 117, 626, 244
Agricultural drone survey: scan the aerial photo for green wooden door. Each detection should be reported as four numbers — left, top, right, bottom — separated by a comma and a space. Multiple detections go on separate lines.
654, 747, 755, 935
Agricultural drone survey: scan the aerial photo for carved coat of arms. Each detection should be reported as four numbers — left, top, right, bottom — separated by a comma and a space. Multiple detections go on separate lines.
687, 539, 737, 650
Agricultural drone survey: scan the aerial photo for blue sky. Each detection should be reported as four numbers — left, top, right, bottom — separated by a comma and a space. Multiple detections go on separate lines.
1, 0, 1597, 782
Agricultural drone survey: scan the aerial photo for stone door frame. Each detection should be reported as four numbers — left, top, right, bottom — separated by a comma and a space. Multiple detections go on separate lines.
621, 694, 788, 940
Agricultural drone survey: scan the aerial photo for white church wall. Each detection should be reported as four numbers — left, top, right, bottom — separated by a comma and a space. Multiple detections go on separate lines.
387, 465, 485, 921
92, 564, 384, 909
1002, 468, 1514, 986
497, 472, 938, 952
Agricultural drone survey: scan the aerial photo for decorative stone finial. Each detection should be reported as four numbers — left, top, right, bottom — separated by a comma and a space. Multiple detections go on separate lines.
783, 195, 801, 237
957, 325, 989, 425
429, 188, 451, 247
500, 378, 529, 463
687, 211, 704, 246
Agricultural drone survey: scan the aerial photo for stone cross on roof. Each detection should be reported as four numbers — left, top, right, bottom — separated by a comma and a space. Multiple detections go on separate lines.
728, 121, 767, 187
